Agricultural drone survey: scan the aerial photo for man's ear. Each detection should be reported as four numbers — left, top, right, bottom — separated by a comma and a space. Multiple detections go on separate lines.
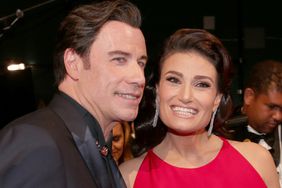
244, 88, 255, 105
64, 48, 80, 80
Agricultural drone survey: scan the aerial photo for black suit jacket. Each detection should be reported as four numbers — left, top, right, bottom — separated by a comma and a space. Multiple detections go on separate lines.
0, 94, 98, 188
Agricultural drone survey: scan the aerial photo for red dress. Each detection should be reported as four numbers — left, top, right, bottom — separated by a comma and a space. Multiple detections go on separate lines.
134, 138, 267, 188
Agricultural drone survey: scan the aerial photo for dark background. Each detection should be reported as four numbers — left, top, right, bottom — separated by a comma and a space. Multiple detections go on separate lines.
1, 0, 282, 127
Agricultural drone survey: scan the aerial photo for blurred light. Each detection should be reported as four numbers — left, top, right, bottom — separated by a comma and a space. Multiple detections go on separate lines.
7, 63, 26, 71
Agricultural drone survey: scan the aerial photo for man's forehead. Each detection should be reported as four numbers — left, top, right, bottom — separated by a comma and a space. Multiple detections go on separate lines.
263, 89, 282, 105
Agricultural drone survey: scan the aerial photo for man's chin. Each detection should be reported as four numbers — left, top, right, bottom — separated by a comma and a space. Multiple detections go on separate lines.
122, 111, 138, 121
263, 126, 277, 134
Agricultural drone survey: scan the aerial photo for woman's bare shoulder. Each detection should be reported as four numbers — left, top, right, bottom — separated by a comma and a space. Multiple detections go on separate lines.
228, 139, 279, 187
228, 139, 270, 158
119, 152, 147, 188
228, 139, 274, 165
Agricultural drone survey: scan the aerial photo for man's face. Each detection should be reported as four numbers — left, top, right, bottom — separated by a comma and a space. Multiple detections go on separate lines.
77, 21, 147, 126
244, 88, 282, 133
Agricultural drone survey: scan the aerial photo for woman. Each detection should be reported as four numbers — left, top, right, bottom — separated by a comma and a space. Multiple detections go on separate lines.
112, 121, 134, 165
119, 29, 279, 187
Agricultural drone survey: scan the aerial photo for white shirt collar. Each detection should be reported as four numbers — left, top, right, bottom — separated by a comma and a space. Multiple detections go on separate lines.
247, 125, 265, 135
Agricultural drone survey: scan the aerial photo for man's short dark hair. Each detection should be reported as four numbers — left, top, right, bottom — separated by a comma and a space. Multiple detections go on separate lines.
53, 0, 142, 85
245, 60, 282, 94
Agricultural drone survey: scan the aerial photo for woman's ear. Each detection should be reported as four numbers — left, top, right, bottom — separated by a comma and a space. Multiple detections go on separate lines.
213, 93, 223, 112
64, 48, 80, 80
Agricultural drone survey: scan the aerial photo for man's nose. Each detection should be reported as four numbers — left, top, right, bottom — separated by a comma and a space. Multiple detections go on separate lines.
128, 63, 145, 89
273, 108, 282, 123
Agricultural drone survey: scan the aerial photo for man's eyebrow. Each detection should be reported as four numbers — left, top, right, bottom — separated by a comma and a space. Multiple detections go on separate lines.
108, 50, 130, 57
268, 103, 282, 109
108, 50, 148, 62
139, 55, 148, 62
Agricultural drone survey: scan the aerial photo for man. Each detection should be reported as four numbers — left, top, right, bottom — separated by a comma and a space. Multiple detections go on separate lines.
0, 1, 147, 188
228, 60, 282, 183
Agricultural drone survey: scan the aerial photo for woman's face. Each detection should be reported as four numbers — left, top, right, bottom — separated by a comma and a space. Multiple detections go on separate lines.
156, 52, 222, 135
112, 122, 125, 163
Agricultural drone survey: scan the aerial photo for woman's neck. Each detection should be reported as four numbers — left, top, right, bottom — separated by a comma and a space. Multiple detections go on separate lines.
154, 133, 223, 168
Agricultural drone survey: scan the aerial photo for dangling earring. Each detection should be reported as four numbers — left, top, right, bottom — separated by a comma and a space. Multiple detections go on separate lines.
152, 99, 159, 127
208, 109, 217, 136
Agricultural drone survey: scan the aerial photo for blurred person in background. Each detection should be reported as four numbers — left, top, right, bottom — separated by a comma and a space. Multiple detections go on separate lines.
112, 121, 134, 165
226, 60, 282, 185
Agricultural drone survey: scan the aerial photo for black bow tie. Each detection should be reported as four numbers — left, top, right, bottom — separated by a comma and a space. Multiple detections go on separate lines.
247, 132, 275, 147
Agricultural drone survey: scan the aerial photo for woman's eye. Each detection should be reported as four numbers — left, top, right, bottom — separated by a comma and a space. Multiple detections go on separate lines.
166, 77, 180, 84
113, 136, 120, 142
196, 82, 210, 88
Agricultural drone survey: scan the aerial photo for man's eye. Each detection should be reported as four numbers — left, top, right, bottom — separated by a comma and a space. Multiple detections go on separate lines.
268, 104, 275, 109
112, 57, 126, 63
138, 61, 146, 69
267, 104, 280, 111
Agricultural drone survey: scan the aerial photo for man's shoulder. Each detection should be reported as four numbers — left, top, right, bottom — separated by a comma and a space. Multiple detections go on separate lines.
6, 106, 51, 123
0, 106, 66, 148
0, 110, 67, 188
1, 108, 58, 143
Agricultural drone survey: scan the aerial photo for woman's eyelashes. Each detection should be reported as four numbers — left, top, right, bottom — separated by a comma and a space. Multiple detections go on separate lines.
166, 76, 181, 84
194, 81, 211, 88
165, 76, 211, 88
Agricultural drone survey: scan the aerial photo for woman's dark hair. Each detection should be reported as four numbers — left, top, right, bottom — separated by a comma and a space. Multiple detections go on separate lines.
157, 29, 233, 95
133, 86, 167, 156
53, 0, 142, 85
